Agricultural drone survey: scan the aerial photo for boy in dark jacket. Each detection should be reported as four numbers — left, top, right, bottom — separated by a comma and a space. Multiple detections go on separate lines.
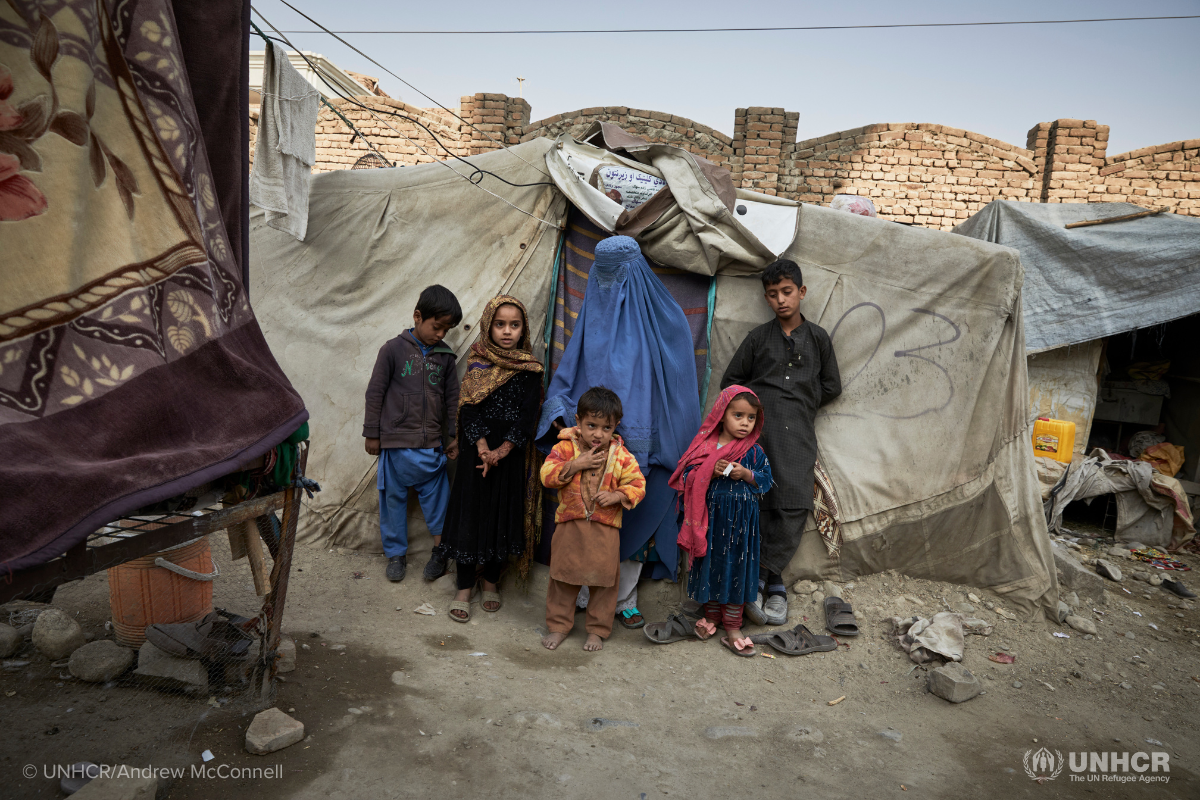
364, 285, 462, 582
721, 260, 841, 624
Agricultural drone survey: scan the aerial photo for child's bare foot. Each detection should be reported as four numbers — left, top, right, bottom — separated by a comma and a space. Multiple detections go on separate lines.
542, 631, 568, 650
450, 588, 471, 621
694, 618, 717, 640
725, 626, 743, 643
481, 580, 500, 612
583, 633, 603, 651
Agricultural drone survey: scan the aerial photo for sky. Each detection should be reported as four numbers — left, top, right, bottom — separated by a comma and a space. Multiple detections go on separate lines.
252, 0, 1200, 158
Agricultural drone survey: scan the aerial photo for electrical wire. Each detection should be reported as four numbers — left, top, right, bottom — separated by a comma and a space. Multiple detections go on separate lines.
250, 12, 561, 227
273, 0, 553, 180
273, 15, 1200, 34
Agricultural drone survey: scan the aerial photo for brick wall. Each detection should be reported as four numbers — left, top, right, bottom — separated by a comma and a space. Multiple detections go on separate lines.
263, 94, 1198, 227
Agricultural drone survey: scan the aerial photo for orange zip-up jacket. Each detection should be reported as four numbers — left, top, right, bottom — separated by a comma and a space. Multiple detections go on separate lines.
540, 427, 646, 529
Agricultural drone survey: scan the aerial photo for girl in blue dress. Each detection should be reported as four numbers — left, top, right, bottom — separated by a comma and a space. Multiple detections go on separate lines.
671, 385, 772, 657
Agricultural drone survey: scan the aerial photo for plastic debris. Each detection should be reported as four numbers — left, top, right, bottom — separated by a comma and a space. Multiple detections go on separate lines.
468, 652, 487, 657
988, 653, 1016, 664
201, 750, 214, 762
413, 603, 436, 616
1052, 632, 1070, 638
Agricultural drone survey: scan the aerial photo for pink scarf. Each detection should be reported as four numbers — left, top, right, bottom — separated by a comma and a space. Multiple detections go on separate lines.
670, 385, 764, 558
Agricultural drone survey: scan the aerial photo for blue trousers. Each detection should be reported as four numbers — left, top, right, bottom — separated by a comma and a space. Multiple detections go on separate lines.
377, 448, 448, 557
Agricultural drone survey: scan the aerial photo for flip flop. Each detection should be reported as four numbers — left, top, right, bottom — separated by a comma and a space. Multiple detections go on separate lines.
481, 591, 502, 612
720, 636, 757, 657
750, 624, 836, 656
643, 612, 703, 644
617, 607, 645, 629
448, 600, 471, 623
824, 596, 860, 637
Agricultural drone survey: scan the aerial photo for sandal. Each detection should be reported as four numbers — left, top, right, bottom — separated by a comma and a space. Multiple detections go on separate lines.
750, 623, 836, 656
643, 612, 704, 644
617, 608, 645, 629
694, 618, 717, 640
481, 591, 502, 613
824, 596, 860, 637
448, 600, 471, 623
720, 636, 757, 657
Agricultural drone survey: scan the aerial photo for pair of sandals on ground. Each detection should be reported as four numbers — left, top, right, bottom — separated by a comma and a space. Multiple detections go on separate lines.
645, 595, 860, 657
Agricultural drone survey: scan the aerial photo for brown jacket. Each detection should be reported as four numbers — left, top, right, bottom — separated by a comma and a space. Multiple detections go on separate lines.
363, 331, 460, 449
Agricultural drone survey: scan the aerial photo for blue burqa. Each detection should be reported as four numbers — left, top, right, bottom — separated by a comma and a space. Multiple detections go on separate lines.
537, 236, 702, 579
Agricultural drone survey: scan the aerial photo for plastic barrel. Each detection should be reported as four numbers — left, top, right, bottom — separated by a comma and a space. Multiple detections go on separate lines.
108, 536, 215, 647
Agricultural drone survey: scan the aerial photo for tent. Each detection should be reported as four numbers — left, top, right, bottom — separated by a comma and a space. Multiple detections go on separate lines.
251, 128, 1057, 612
955, 200, 1200, 545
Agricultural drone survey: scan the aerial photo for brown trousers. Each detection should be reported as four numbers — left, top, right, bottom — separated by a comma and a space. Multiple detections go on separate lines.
546, 577, 618, 639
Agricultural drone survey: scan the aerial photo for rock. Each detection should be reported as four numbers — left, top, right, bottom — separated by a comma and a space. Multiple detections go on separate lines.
69, 766, 156, 799
994, 607, 1017, 621
1095, 560, 1123, 582
1149, 575, 1163, 587
1124, 631, 1136, 640
1108, 546, 1129, 558
1011, 681, 1023, 689
1065, 615, 1097, 636
955, 602, 976, 615
879, 728, 902, 743
812, 591, 825, 604
1063, 592, 1080, 608
1122, 541, 1147, 551
1052, 543, 1107, 599
391, 671, 405, 685
1119, 681, 1133, 690
17, 623, 34, 639
134, 641, 208, 692
822, 581, 842, 598
928, 662, 982, 704
276, 637, 296, 673
1088, 672, 1102, 683
60, 762, 100, 795
69, 641, 134, 683
32, 608, 85, 659
704, 726, 757, 739
0, 623, 20, 657
967, 593, 981, 604
792, 580, 818, 595
1055, 601, 1070, 623
245, 708, 305, 754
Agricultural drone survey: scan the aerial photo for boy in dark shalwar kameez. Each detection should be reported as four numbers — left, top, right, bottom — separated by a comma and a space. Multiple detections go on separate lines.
721, 259, 841, 625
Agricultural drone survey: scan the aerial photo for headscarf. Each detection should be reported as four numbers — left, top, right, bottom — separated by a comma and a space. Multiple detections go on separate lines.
458, 295, 543, 411
670, 385, 764, 558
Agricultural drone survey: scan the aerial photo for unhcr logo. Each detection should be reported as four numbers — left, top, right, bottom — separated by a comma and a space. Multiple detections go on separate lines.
1022, 747, 1171, 784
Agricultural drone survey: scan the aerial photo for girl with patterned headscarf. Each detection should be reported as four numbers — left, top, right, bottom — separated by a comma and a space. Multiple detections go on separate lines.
442, 296, 544, 622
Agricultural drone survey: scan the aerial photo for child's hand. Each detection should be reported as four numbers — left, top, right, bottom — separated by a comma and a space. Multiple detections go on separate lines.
713, 459, 730, 477
594, 490, 624, 507
575, 446, 606, 473
365, 438, 381, 456
445, 438, 459, 460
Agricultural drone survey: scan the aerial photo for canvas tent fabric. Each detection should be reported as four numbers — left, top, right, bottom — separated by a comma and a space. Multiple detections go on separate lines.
250, 140, 566, 551
250, 132, 1058, 613
0, 0, 306, 570
953, 201, 1200, 354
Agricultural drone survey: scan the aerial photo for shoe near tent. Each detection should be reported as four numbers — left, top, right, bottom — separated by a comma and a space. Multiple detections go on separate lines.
954, 200, 1200, 549
251, 125, 1058, 614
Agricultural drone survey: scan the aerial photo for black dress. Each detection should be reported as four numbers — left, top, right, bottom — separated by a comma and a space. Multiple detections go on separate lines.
443, 371, 541, 566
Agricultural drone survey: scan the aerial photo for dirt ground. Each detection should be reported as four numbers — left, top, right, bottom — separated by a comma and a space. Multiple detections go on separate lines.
3, 525, 1199, 800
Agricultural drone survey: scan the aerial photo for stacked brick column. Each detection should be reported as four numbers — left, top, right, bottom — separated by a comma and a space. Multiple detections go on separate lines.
1027, 119, 1108, 203
731, 107, 796, 196
460, 93, 530, 154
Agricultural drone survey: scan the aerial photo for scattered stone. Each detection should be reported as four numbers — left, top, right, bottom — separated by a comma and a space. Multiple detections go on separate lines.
1052, 543, 1107, 599
1124, 631, 1136, 640
1122, 541, 1147, 551
1012, 681, 1023, 689
68, 765, 156, 799
276, 637, 296, 673
967, 593, 981, 604
811, 591, 825, 604
879, 728, 902, 743
245, 708, 305, 754
0, 623, 20, 657
928, 662, 982, 704
1095, 560, 1123, 582
17, 623, 34, 639
59, 762, 100, 795
134, 641, 208, 692
704, 726, 757, 739
1149, 575, 1163, 587
69, 641, 133, 683
329, 644, 347, 651
1063, 592, 1080, 608
822, 581, 842, 598
994, 607, 1017, 621
1107, 546, 1130, 558
32, 608, 86, 660
1151, 683, 1166, 691
391, 671, 405, 685
1119, 681, 1133, 690
1065, 615, 1097, 636
791, 580, 817, 595
955, 602, 976, 615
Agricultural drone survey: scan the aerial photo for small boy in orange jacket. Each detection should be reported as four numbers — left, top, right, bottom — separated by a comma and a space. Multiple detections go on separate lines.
540, 387, 646, 652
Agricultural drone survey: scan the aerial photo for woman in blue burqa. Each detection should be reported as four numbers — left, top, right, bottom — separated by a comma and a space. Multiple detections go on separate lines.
537, 235, 702, 629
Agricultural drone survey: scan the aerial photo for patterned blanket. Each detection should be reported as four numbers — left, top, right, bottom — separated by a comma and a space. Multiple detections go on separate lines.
0, 1, 306, 570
